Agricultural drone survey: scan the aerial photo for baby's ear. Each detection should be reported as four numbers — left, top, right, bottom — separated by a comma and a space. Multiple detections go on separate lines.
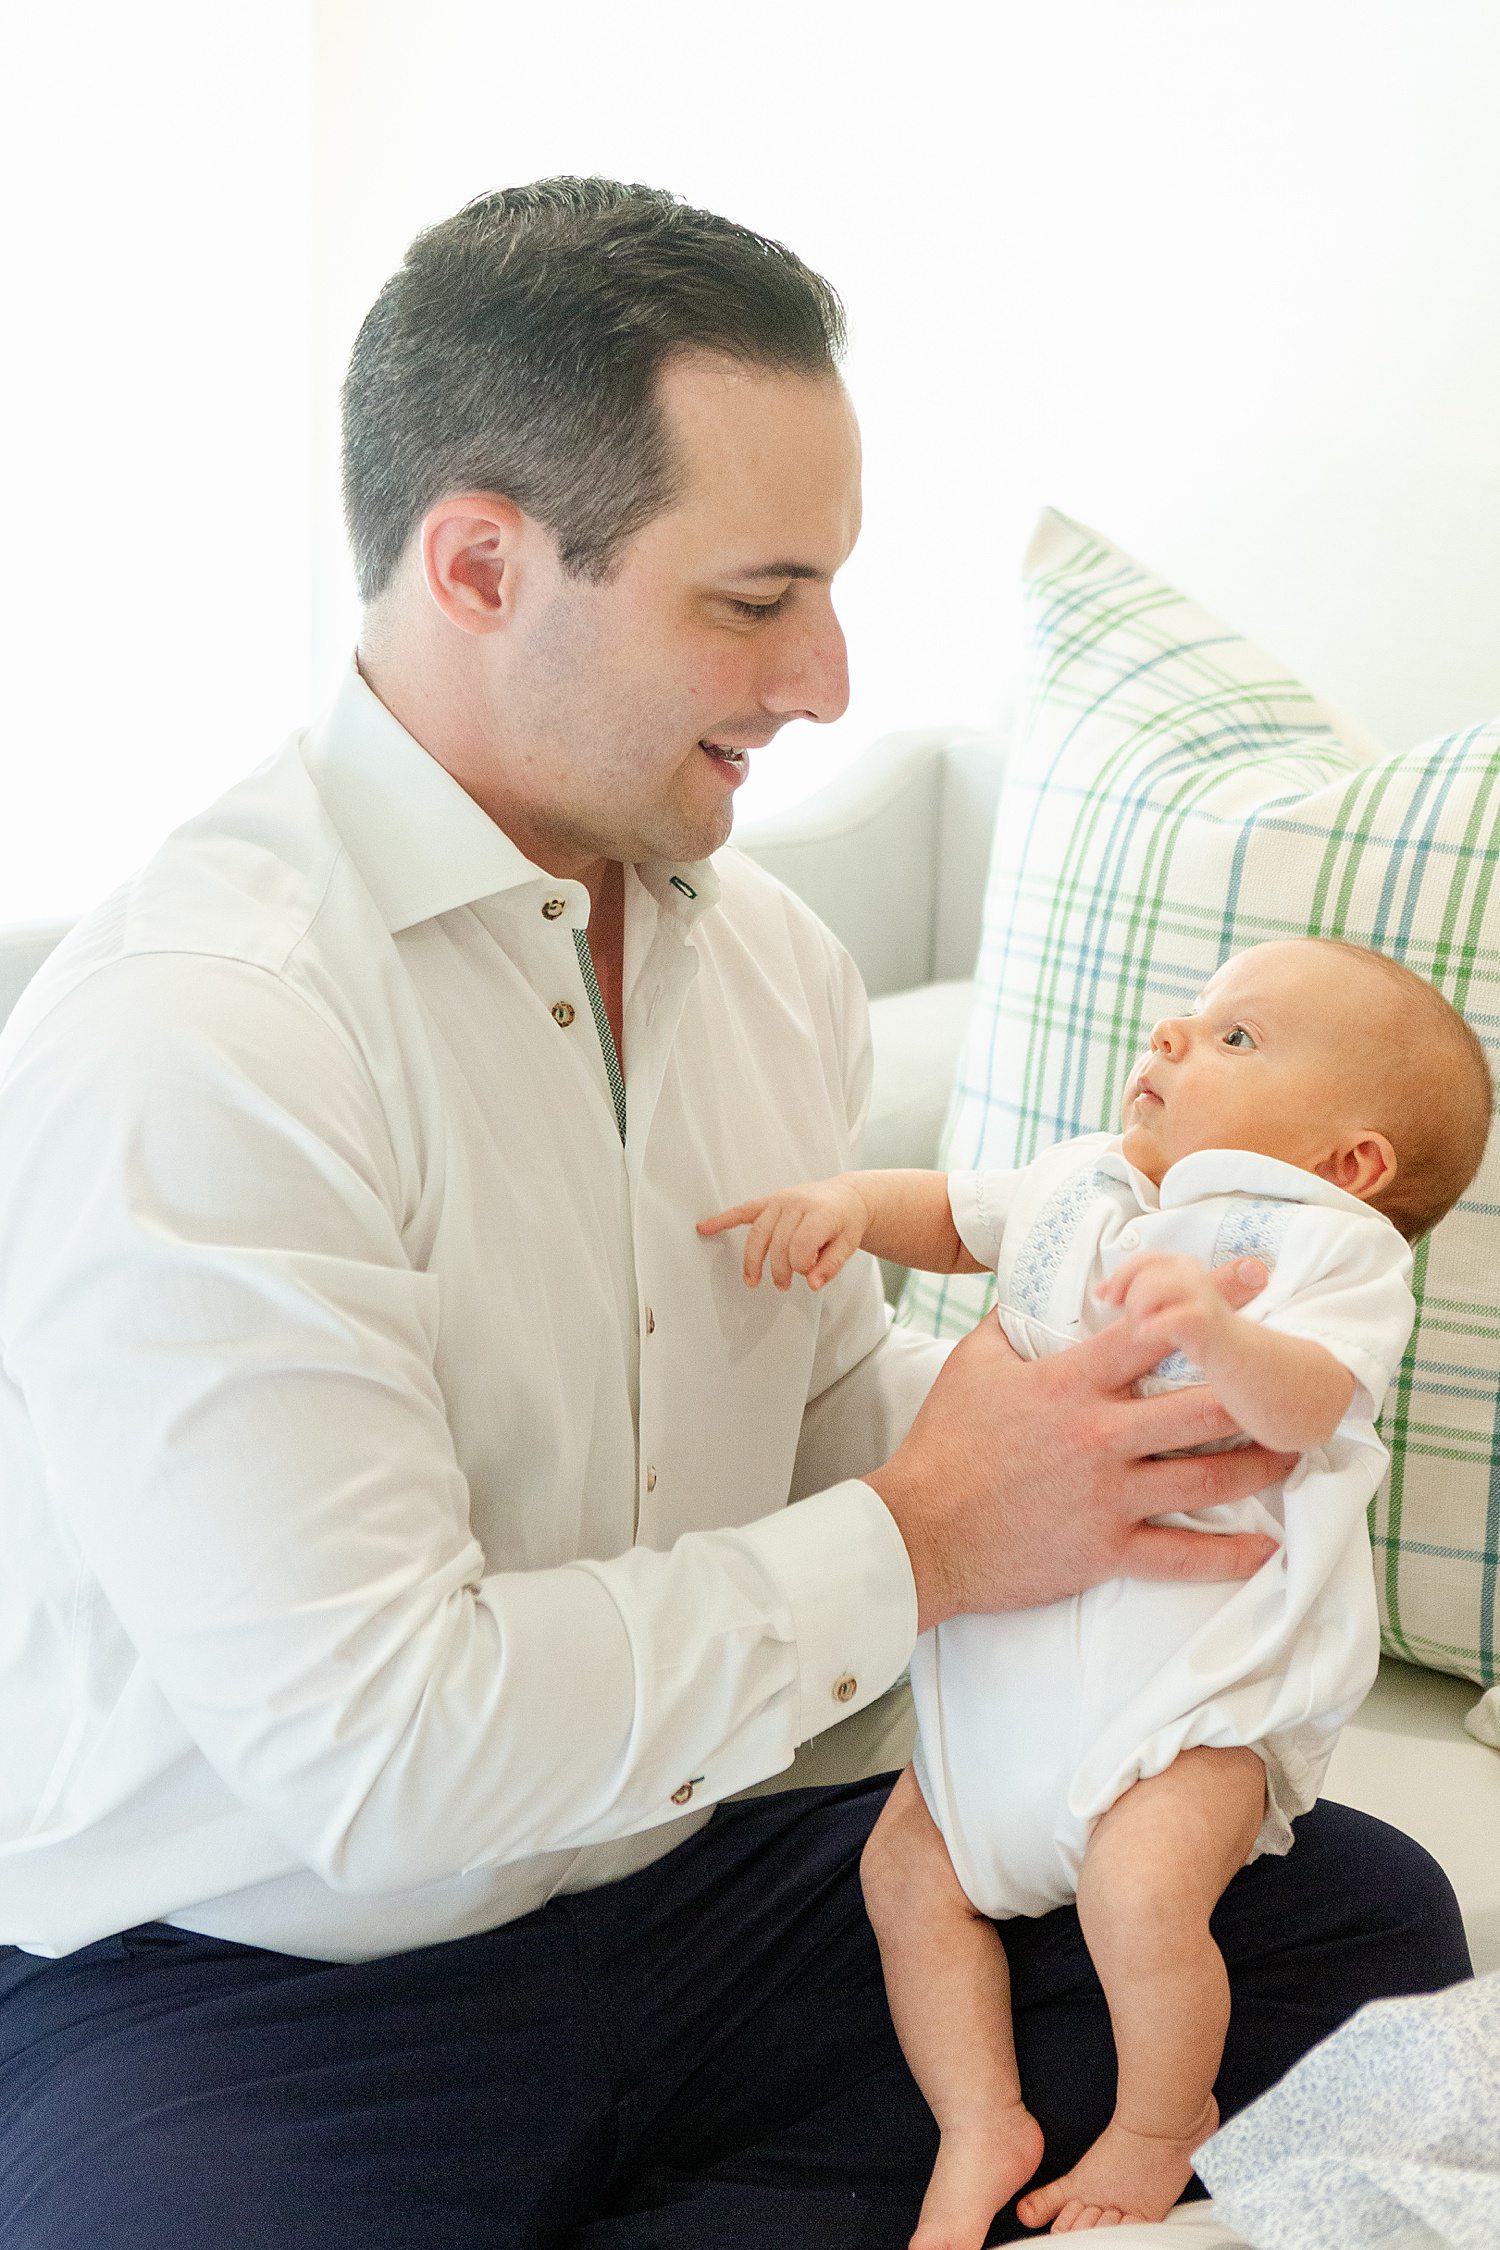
1318, 1133, 1397, 1202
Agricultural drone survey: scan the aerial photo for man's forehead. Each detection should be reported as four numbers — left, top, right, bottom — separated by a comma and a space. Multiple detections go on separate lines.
651, 353, 861, 563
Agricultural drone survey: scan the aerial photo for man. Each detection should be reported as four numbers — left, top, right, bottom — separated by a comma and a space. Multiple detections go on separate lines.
0, 180, 1467, 2247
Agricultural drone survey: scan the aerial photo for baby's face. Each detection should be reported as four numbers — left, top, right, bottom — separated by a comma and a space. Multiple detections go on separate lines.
1120, 941, 1378, 1188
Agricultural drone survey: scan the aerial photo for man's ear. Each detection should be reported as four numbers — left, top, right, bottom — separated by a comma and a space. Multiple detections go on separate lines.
1317, 1131, 1398, 1202
419, 492, 527, 635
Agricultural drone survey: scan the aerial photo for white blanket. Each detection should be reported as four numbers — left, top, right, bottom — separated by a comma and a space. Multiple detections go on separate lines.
1195, 1973, 1499, 2248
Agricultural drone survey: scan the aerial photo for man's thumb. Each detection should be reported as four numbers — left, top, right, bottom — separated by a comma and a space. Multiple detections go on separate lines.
1213, 1257, 1269, 1312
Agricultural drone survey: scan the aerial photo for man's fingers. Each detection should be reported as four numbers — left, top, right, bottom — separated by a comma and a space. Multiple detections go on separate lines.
1069, 1309, 1194, 1393
1111, 1383, 1239, 1457
1138, 1440, 1299, 1515
1118, 1523, 1280, 1584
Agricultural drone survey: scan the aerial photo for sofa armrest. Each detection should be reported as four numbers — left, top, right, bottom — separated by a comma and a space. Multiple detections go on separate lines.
736, 727, 1007, 1000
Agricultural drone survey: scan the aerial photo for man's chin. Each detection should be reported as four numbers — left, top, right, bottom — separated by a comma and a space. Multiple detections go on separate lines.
650, 803, 734, 866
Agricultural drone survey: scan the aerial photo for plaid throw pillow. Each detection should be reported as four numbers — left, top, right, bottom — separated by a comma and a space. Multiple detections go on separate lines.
898, 509, 1500, 1729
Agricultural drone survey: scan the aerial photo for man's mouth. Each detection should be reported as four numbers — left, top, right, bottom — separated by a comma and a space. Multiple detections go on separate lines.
699, 739, 749, 767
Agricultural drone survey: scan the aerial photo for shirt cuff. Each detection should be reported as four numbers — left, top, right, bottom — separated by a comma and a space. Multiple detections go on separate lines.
736, 1480, 919, 1745
948, 1169, 1001, 1270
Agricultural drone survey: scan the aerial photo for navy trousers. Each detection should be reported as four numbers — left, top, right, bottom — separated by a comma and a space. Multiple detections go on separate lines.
0, 1777, 1471, 2248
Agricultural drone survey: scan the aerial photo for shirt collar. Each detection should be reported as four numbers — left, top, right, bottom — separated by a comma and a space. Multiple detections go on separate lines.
1096, 1137, 1393, 1224
302, 660, 720, 937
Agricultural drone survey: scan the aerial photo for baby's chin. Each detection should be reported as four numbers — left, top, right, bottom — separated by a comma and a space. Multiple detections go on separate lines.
1120, 1119, 1168, 1186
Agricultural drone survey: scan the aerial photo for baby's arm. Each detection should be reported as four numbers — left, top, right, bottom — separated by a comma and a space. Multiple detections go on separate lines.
697, 1169, 990, 1291
1097, 1253, 1356, 1452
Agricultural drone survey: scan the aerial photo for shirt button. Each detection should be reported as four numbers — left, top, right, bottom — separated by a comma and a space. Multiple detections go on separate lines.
645, 1463, 657, 1492
670, 1781, 694, 1805
541, 898, 567, 921
833, 1673, 858, 1705
551, 1001, 576, 1027
645, 1306, 655, 1335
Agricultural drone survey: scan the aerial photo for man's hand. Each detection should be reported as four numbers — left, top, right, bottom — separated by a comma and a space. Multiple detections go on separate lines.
1095, 1250, 1233, 1368
698, 1176, 871, 1292
865, 1258, 1291, 1633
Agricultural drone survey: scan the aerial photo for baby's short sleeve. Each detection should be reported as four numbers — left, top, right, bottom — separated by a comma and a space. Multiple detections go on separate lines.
1260, 1209, 1415, 1419
948, 1167, 1025, 1273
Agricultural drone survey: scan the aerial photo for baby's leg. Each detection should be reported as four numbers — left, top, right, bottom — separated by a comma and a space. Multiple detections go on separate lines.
1016, 1744, 1266, 2234
861, 1765, 1045, 2250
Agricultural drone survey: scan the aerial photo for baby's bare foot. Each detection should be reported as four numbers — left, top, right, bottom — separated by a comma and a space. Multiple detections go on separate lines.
911, 2103, 1046, 2250
1013, 2099, 1217, 2234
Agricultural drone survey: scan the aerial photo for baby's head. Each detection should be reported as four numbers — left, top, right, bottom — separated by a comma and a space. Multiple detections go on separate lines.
1121, 939, 1494, 1240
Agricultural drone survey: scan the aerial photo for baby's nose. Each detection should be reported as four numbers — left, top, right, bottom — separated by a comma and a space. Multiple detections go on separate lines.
1150, 1016, 1189, 1058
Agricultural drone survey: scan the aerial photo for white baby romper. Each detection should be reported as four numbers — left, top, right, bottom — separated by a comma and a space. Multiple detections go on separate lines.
909, 1133, 1415, 1922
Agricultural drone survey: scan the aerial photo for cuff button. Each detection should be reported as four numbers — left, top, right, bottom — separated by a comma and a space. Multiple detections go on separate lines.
670, 1781, 695, 1805
833, 1673, 858, 1705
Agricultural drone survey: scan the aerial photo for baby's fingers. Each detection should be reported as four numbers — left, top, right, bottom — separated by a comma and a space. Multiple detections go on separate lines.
698, 1200, 766, 1238
806, 1238, 855, 1290
769, 1208, 818, 1290
788, 1210, 845, 1287
741, 1206, 783, 1287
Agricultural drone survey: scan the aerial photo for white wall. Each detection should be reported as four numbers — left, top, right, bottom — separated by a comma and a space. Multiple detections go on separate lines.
10, 0, 1500, 915
5, 2, 312, 920
307, 0, 1500, 827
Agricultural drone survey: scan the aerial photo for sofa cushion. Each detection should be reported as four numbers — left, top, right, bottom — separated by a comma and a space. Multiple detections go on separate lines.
898, 508, 1500, 1726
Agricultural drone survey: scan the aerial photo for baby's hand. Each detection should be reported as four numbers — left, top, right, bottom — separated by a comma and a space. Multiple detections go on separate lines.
1096, 1251, 1234, 1367
697, 1176, 871, 1292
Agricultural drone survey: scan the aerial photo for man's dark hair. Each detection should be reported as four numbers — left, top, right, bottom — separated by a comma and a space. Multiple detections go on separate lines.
341, 178, 848, 604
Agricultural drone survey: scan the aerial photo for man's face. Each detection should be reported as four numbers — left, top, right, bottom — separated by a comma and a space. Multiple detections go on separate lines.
489, 353, 862, 872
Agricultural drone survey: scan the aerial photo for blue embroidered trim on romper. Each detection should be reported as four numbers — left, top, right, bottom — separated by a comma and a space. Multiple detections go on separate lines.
1210, 1197, 1293, 1274
1008, 1168, 1113, 1321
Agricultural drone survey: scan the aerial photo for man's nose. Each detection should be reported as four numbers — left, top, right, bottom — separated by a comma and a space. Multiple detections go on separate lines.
760, 603, 850, 727
1150, 1016, 1190, 1059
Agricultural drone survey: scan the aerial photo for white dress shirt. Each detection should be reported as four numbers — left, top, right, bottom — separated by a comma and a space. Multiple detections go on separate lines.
0, 664, 942, 1962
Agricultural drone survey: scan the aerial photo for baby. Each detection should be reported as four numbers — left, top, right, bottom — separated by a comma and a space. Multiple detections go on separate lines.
699, 938, 1493, 2242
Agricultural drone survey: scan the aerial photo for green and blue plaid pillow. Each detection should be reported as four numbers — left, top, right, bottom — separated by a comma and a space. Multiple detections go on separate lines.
898, 509, 1500, 1731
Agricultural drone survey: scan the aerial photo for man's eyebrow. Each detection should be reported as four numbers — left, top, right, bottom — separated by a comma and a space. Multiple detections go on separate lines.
723, 562, 830, 584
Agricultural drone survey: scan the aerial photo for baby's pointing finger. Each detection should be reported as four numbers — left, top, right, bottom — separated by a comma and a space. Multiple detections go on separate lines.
698, 1201, 763, 1237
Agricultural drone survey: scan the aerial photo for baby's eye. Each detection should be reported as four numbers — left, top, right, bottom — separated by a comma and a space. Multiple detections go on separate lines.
1222, 1025, 1256, 1050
